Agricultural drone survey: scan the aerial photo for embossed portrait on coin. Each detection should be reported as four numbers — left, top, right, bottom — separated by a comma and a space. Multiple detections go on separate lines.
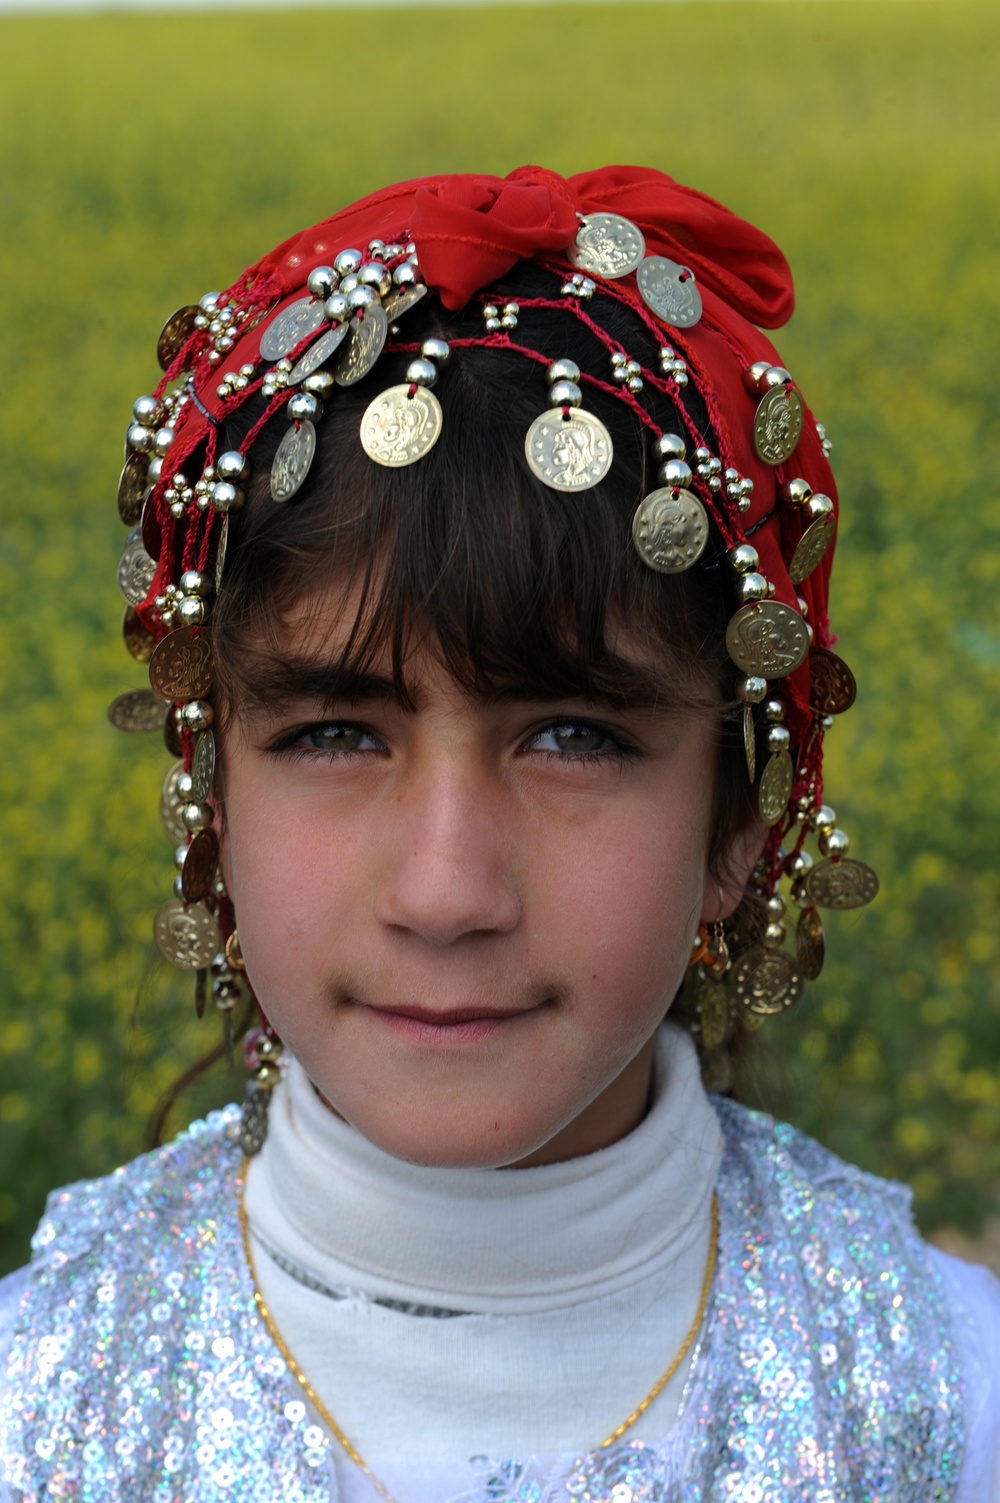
551, 421, 600, 482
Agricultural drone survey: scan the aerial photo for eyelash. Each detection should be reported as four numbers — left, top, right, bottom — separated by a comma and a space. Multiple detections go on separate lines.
266, 719, 639, 768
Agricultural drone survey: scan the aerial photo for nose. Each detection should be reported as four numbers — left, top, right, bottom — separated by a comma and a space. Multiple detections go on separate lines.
372, 758, 521, 946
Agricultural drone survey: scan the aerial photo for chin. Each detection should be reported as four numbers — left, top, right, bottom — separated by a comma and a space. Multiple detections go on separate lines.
344, 1107, 552, 1171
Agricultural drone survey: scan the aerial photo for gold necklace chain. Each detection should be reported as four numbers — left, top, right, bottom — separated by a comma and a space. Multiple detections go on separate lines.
237, 1162, 718, 1503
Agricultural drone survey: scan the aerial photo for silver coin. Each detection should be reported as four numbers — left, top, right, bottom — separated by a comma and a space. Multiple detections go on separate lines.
191, 730, 216, 804
637, 256, 703, 328
271, 419, 317, 503
160, 760, 188, 842
753, 384, 805, 465
525, 409, 614, 492
154, 899, 220, 971
335, 305, 388, 387
726, 601, 809, 679
360, 385, 443, 468
288, 321, 351, 384
259, 297, 326, 362
382, 283, 427, 322
631, 487, 709, 574
117, 536, 157, 607
107, 688, 167, 734
567, 214, 645, 280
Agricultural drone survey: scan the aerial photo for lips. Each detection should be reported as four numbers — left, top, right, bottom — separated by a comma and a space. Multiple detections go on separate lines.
371, 1002, 529, 1026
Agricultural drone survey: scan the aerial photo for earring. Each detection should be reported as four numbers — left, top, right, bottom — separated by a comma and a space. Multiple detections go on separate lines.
239, 1027, 285, 1157
690, 921, 729, 978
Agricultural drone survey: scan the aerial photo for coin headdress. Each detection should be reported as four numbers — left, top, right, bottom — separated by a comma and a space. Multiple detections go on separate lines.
111, 165, 877, 1108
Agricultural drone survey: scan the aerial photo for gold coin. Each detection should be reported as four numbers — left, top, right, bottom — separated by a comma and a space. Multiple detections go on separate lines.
796, 907, 826, 981
753, 385, 804, 465
567, 213, 645, 279
107, 688, 167, 734
758, 749, 793, 826
259, 296, 326, 363
160, 760, 188, 842
803, 858, 879, 911
149, 627, 214, 702
154, 900, 220, 970
117, 536, 157, 608
335, 305, 388, 387
631, 487, 709, 574
728, 947, 803, 1017
360, 385, 443, 467
181, 828, 220, 903
809, 647, 857, 715
191, 730, 216, 804
525, 409, 614, 492
122, 606, 156, 664
698, 976, 731, 1051
118, 453, 150, 526
382, 284, 427, 323
743, 703, 756, 783
214, 515, 230, 594
157, 304, 200, 371
789, 512, 836, 585
288, 321, 350, 384
636, 256, 702, 328
726, 601, 809, 679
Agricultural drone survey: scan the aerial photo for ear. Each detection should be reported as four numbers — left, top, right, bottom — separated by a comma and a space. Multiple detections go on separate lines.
700, 811, 768, 924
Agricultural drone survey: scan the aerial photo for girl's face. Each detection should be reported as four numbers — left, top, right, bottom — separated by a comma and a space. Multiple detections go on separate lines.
218, 581, 757, 1169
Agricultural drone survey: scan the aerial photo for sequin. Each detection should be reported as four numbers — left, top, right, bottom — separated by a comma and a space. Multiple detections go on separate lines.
0, 1100, 964, 1502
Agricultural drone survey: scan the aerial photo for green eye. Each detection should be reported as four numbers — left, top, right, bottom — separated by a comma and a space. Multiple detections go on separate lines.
306, 724, 367, 753
549, 724, 606, 754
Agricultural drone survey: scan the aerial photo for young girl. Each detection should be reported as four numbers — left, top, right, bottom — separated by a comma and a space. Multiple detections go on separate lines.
1, 165, 998, 1502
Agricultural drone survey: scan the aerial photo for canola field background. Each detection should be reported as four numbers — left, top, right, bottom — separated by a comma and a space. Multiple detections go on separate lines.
1, 0, 998, 1275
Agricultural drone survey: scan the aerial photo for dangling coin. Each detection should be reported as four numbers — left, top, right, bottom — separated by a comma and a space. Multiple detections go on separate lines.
567, 214, 645, 279
164, 707, 183, 758
149, 627, 214, 702
259, 297, 326, 362
796, 907, 826, 981
225, 929, 246, 972
809, 647, 857, 715
214, 516, 229, 594
728, 947, 803, 1017
288, 321, 351, 384
789, 512, 836, 585
118, 452, 150, 526
157, 304, 200, 371
726, 601, 809, 679
239, 1085, 271, 1157
271, 420, 317, 502
698, 975, 731, 1051
107, 688, 167, 734
335, 305, 388, 386
154, 899, 220, 970
753, 384, 804, 465
525, 410, 614, 492
360, 385, 443, 467
181, 827, 220, 903
382, 283, 427, 322
631, 487, 709, 573
160, 760, 188, 842
636, 257, 703, 328
122, 605, 156, 663
758, 749, 793, 826
743, 703, 756, 783
117, 536, 157, 607
191, 730, 216, 804
803, 858, 879, 910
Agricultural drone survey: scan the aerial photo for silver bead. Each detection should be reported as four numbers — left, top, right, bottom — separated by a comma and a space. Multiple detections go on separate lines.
724, 468, 739, 484
658, 458, 693, 489
173, 874, 185, 899
787, 849, 813, 877
211, 481, 244, 513
821, 714, 835, 731
483, 304, 499, 320
736, 572, 768, 604
766, 724, 790, 753
548, 380, 583, 408
358, 263, 392, 297
405, 358, 437, 388
182, 801, 214, 832
547, 358, 580, 385
177, 596, 206, 628
325, 293, 350, 324
216, 450, 248, 482
764, 921, 787, 950
338, 273, 359, 295
127, 424, 154, 453
133, 395, 159, 425
179, 569, 208, 596
727, 544, 760, 575
176, 771, 194, 800
766, 892, 787, 919
763, 697, 785, 722
181, 700, 214, 732
346, 286, 376, 313
742, 360, 771, 395
737, 676, 768, 704
812, 803, 836, 832
421, 337, 450, 365
654, 432, 686, 462
174, 844, 189, 871
819, 827, 850, 858
807, 493, 834, 521
367, 239, 386, 258
302, 371, 335, 397
626, 376, 643, 393
796, 595, 809, 618
306, 266, 337, 300
288, 391, 321, 422
147, 457, 163, 484
779, 477, 811, 506
763, 365, 792, 389
199, 292, 220, 312
393, 262, 417, 287
334, 248, 363, 277
383, 244, 404, 260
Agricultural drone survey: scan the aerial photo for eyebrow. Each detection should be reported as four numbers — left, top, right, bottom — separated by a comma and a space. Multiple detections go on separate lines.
231, 653, 714, 720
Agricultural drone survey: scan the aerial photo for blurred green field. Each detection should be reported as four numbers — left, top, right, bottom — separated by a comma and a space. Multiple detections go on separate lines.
1, 0, 998, 1276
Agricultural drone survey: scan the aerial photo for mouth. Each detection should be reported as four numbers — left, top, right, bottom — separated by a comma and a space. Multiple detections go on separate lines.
358, 999, 543, 1046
